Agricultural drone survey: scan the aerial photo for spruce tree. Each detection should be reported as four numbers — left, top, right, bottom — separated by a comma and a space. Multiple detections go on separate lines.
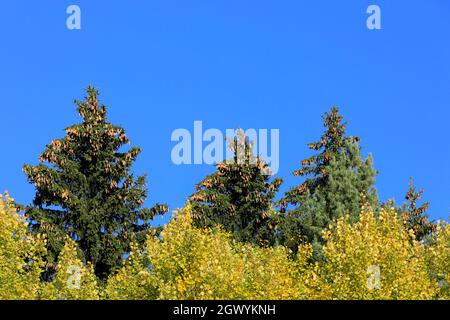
190, 130, 283, 246
279, 107, 378, 254
400, 178, 435, 241
23, 86, 168, 279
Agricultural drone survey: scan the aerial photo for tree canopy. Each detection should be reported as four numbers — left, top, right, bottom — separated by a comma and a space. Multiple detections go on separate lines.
190, 129, 283, 246
279, 107, 379, 255
23, 87, 167, 279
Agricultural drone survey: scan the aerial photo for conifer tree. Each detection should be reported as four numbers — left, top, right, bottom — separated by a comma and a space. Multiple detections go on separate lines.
190, 130, 283, 246
23, 86, 167, 279
400, 178, 435, 241
279, 107, 378, 254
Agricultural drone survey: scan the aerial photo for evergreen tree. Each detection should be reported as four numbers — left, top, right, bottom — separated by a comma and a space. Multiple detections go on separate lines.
23, 86, 168, 279
190, 130, 283, 246
400, 178, 435, 241
279, 107, 378, 254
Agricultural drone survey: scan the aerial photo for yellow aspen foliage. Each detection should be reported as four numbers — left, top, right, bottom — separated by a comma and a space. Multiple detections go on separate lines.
47, 238, 100, 300
0, 194, 46, 300
105, 243, 159, 300
3, 191, 450, 300
144, 205, 315, 300
235, 243, 315, 300
320, 206, 438, 300
292, 245, 332, 300
146, 206, 246, 299
426, 222, 450, 299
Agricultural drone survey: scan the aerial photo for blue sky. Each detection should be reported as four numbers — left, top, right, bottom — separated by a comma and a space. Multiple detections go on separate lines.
0, 0, 449, 223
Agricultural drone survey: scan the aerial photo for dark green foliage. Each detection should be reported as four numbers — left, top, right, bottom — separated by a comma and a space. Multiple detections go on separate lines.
400, 178, 436, 241
23, 87, 168, 279
279, 107, 378, 255
190, 130, 283, 246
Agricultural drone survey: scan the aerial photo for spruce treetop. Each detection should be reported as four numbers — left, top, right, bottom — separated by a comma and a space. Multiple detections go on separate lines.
190, 129, 283, 246
285, 106, 360, 204
23, 86, 167, 279
401, 177, 436, 241
279, 107, 378, 255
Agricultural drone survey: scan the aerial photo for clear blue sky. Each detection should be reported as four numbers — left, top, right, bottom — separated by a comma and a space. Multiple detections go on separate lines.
0, 1, 449, 223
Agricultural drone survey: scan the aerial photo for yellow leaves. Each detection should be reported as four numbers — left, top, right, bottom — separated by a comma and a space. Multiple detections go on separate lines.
0, 194, 46, 300
1, 192, 449, 300
48, 237, 100, 300
105, 242, 159, 300
136, 205, 316, 300
425, 221, 450, 299
320, 207, 438, 300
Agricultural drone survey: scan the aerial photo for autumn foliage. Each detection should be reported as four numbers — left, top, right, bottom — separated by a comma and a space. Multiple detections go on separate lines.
1, 194, 449, 300
1, 88, 447, 300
